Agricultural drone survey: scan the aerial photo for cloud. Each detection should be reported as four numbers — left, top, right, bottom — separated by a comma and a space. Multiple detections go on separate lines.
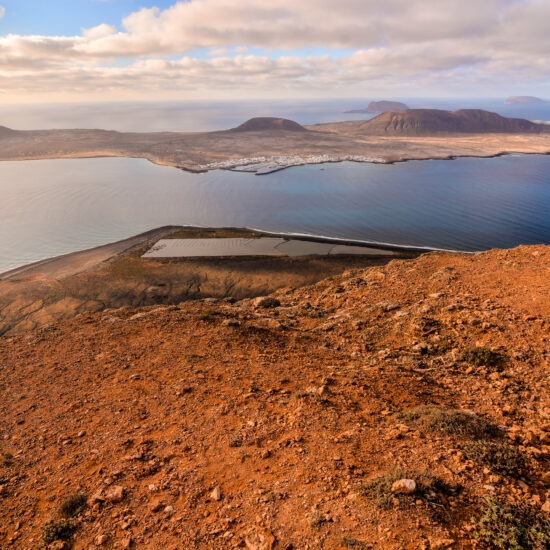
0, 0, 549, 100
82, 24, 117, 39
0, 6, 5, 19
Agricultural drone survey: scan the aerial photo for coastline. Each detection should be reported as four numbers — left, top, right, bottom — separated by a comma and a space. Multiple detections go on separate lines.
197, 149, 550, 175
1, 225, 428, 280
0, 122, 549, 175
0, 225, 405, 336
2, 148, 549, 176
0, 226, 182, 281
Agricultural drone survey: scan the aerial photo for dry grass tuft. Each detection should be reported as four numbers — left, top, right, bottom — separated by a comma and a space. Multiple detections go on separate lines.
463, 442, 529, 478
397, 405, 500, 438
358, 469, 452, 509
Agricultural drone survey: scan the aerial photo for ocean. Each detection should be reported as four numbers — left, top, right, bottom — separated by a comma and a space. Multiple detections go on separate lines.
1, 153, 549, 274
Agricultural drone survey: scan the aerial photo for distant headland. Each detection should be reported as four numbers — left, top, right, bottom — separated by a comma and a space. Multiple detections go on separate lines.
505, 96, 550, 105
346, 100, 410, 114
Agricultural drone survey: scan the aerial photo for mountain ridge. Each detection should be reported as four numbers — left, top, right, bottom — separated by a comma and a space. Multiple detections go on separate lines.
358, 108, 546, 136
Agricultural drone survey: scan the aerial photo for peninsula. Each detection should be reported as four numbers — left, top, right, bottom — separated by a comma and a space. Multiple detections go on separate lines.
505, 96, 549, 105
0, 109, 549, 174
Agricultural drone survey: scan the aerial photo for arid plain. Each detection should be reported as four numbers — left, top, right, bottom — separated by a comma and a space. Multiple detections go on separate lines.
1, 109, 549, 173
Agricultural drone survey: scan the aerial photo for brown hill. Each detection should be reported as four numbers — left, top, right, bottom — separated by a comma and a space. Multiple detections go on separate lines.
1, 244, 550, 548
0, 125, 18, 138
230, 117, 307, 132
359, 108, 546, 136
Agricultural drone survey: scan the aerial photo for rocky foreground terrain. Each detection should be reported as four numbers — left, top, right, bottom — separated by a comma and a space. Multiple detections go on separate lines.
1, 245, 549, 549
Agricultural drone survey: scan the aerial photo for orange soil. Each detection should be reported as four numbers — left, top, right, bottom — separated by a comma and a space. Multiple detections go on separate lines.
1, 245, 549, 549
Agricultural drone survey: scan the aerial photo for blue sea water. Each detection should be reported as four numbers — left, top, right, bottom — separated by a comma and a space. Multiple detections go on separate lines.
0, 154, 549, 274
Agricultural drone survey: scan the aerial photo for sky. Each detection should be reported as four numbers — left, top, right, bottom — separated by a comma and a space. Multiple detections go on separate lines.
0, 0, 549, 103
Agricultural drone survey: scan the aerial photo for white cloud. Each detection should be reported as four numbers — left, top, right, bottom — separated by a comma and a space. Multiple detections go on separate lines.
0, 6, 5, 19
0, 0, 549, 100
82, 24, 117, 39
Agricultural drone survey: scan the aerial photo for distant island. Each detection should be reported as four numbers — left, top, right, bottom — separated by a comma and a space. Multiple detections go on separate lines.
505, 96, 550, 105
346, 100, 410, 114
0, 110, 548, 174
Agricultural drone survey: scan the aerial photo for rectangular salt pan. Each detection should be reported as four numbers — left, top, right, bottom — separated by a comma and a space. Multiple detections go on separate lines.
142, 238, 394, 258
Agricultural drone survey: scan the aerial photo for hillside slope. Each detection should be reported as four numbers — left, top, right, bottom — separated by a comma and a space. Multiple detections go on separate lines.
0, 125, 19, 138
1, 245, 549, 548
230, 117, 308, 132
359, 109, 546, 136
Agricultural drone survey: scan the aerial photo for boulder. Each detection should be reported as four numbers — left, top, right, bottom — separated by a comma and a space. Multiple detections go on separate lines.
105, 485, 125, 503
210, 486, 222, 501
253, 297, 280, 309
391, 479, 417, 494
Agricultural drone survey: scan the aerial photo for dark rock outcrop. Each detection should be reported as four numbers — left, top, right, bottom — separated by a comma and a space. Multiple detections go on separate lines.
230, 117, 307, 132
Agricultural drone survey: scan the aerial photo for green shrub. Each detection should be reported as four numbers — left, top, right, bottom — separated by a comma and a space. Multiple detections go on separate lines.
460, 347, 500, 367
397, 405, 499, 438
358, 469, 451, 509
0, 452, 13, 466
463, 442, 529, 478
40, 519, 80, 545
310, 513, 327, 529
58, 493, 87, 518
472, 500, 550, 549
229, 434, 243, 448
341, 535, 370, 548
199, 309, 219, 321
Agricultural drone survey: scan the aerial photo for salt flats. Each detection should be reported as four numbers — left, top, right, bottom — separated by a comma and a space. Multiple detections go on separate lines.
142, 238, 394, 258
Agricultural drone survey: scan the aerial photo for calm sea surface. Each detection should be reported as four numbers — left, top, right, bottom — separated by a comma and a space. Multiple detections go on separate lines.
0, 98, 549, 132
1, 154, 549, 273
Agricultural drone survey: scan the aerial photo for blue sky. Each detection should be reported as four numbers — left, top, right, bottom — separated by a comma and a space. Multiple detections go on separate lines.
0, 0, 175, 35
0, 1, 353, 61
